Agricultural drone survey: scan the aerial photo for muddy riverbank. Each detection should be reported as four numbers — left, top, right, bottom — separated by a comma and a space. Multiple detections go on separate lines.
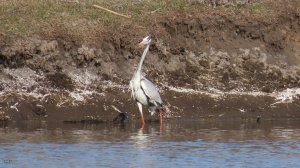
0, 0, 300, 123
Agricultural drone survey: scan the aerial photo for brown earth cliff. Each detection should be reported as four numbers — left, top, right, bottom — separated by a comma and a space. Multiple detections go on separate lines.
0, 0, 300, 123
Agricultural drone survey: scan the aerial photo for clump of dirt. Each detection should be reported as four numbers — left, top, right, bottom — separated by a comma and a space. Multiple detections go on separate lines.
46, 72, 74, 91
0, 1, 300, 122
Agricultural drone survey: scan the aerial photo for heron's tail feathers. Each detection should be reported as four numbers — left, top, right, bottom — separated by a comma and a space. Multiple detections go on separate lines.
148, 105, 156, 115
148, 105, 164, 116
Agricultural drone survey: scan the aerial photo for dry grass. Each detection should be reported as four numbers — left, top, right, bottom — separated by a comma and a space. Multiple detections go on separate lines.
0, 0, 295, 43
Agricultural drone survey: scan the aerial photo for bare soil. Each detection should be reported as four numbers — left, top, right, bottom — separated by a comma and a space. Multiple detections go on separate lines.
0, 1, 300, 123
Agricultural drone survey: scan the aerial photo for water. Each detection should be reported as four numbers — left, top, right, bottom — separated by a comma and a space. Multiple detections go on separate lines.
1, 119, 300, 168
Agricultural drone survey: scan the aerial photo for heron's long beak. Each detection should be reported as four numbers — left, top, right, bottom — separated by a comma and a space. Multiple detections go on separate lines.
138, 41, 146, 48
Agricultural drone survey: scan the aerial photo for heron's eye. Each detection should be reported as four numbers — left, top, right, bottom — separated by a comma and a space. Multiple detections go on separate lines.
145, 36, 151, 41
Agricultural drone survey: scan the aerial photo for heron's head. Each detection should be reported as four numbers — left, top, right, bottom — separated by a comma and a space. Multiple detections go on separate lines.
138, 35, 152, 48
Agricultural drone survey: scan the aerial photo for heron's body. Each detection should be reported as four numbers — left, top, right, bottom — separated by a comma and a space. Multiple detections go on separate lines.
129, 36, 163, 125
130, 77, 163, 111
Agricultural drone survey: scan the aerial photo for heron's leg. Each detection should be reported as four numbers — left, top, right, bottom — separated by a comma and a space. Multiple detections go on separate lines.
137, 102, 145, 126
159, 108, 163, 126
158, 108, 163, 133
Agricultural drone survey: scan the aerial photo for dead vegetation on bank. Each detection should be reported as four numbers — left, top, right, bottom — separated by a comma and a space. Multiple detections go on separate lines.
0, 0, 298, 44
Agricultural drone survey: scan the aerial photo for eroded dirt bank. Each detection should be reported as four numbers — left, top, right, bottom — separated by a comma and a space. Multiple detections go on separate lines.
0, 1, 300, 123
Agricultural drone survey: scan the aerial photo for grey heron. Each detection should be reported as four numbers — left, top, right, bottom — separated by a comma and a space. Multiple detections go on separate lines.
129, 35, 164, 126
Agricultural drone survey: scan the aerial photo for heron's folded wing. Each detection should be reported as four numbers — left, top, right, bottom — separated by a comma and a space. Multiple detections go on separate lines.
141, 78, 163, 105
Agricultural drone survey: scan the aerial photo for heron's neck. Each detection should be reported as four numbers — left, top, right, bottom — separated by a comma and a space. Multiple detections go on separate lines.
135, 43, 150, 77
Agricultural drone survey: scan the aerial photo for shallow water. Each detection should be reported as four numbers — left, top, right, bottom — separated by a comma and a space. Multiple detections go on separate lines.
1, 119, 300, 168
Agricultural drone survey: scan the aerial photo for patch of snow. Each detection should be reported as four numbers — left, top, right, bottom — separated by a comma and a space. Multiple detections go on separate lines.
271, 88, 300, 105
162, 84, 300, 105
67, 69, 99, 87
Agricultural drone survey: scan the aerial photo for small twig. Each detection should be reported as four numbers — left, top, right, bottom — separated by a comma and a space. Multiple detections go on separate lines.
61, 0, 79, 3
10, 102, 19, 112
93, 4, 131, 18
111, 105, 122, 113
150, 8, 161, 14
